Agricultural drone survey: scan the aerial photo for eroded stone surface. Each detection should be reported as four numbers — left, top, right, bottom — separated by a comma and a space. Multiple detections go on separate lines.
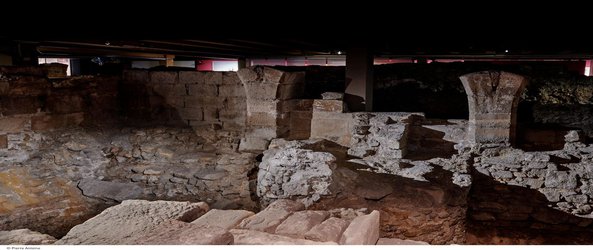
275, 210, 330, 238
376, 238, 429, 245
237, 199, 304, 233
0, 229, 57, 245
192, 209, 254, 230
230, 229, 336, 245
304, 217, 350, 243
258, 140, 336, 207
339, 210, 380, 245
56, 200, 209, 244
134, 220, 233, 245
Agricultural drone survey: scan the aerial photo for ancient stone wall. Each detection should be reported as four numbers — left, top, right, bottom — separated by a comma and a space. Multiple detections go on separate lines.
0, 67, 260, 237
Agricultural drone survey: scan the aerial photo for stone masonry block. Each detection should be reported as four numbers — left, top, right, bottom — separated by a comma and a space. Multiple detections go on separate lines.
184, 96, 222, 108
204, 72, 223, 85
178, 107, 203, 121
222, 72, 241, 85
150, 71, 178, 84
0, 117, 29, 133
237, 68, 259, 83
339, 210, 380, 245
313, 100, 345, 112
219, 85, 245, 97
191, 209, 254, 230
275, 211, 329, 238
179, 71, 205, 84
203, 107, 219, 121
304, 217, 350, 243
31, 112, 84, 131
237, 199, 304, 233
247, 112, 277, 127
245, 83, 279, 100
263, 67, 286, 83
188, 84, 218, 96
239, 137, 271, 152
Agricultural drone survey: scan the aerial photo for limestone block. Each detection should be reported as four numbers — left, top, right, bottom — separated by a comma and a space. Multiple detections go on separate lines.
56, 200, 209, 244
184, 96, 222, 108
179, 71, 205, 84
377, 238, 429, 245
321, 92, 344, 100
237, 68, 259, 83
0, 229, 57, 245
150, 71, 178, 84
188, 84, 218, 96
275, 210, 330, 238
204, 72, 223, 85
31, 112, 84, 131
277, 83, 304, 100
191, 209, 254, 230
239, 137, 270, 152
0, 117, 28, 133
263, 67, 286, 83
245, 83, 279, 100
134, 220, 233, 244
222, 72, 241, 85
339, 210, 380, 245
219, 84, 245, 97
281, 71, 305, 85
203, 107, 219, 121
176, 107, 201, 121
230, 229, 336, 245
246, 112, 277, 126
237, 199, 304, 233
304, 217, 349, 243
313, 99, 345, 112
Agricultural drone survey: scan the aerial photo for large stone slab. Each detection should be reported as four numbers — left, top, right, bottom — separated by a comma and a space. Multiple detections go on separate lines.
55, 200, 209, 244
275, 210, 330, 238
0, 229, 56, 245
304, 217, 350, 243
377, 238, 429, 245
237, 199, 304, 233
339, 210, 380, 245
230, 229, 336, 245
192, 209, 254, 230
77, 178, 144, 202
135, 220, 233, 245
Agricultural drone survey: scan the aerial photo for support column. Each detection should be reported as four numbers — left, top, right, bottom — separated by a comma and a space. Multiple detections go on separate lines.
345, 48, 373, 112
459, 71, 527, 145
237, 67, 305, 152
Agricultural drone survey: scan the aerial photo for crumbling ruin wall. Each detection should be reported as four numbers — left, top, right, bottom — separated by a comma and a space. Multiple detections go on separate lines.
0, 66, 262, 237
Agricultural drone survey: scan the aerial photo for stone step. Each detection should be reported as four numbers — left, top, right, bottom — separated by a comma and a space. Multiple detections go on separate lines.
377, 238, 429, 245
339, 210, 380, 245
236, 199, 304, 233
304, 217, 350, 243
275, 210, 330, 238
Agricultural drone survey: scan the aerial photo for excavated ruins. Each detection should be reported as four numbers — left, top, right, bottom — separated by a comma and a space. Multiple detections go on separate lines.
1, 62, 593, 245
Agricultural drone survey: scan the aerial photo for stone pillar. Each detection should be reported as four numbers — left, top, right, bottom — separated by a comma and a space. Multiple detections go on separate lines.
459, 71, 527, 145
237, 66, 305, 151
345, 48, 373, 112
